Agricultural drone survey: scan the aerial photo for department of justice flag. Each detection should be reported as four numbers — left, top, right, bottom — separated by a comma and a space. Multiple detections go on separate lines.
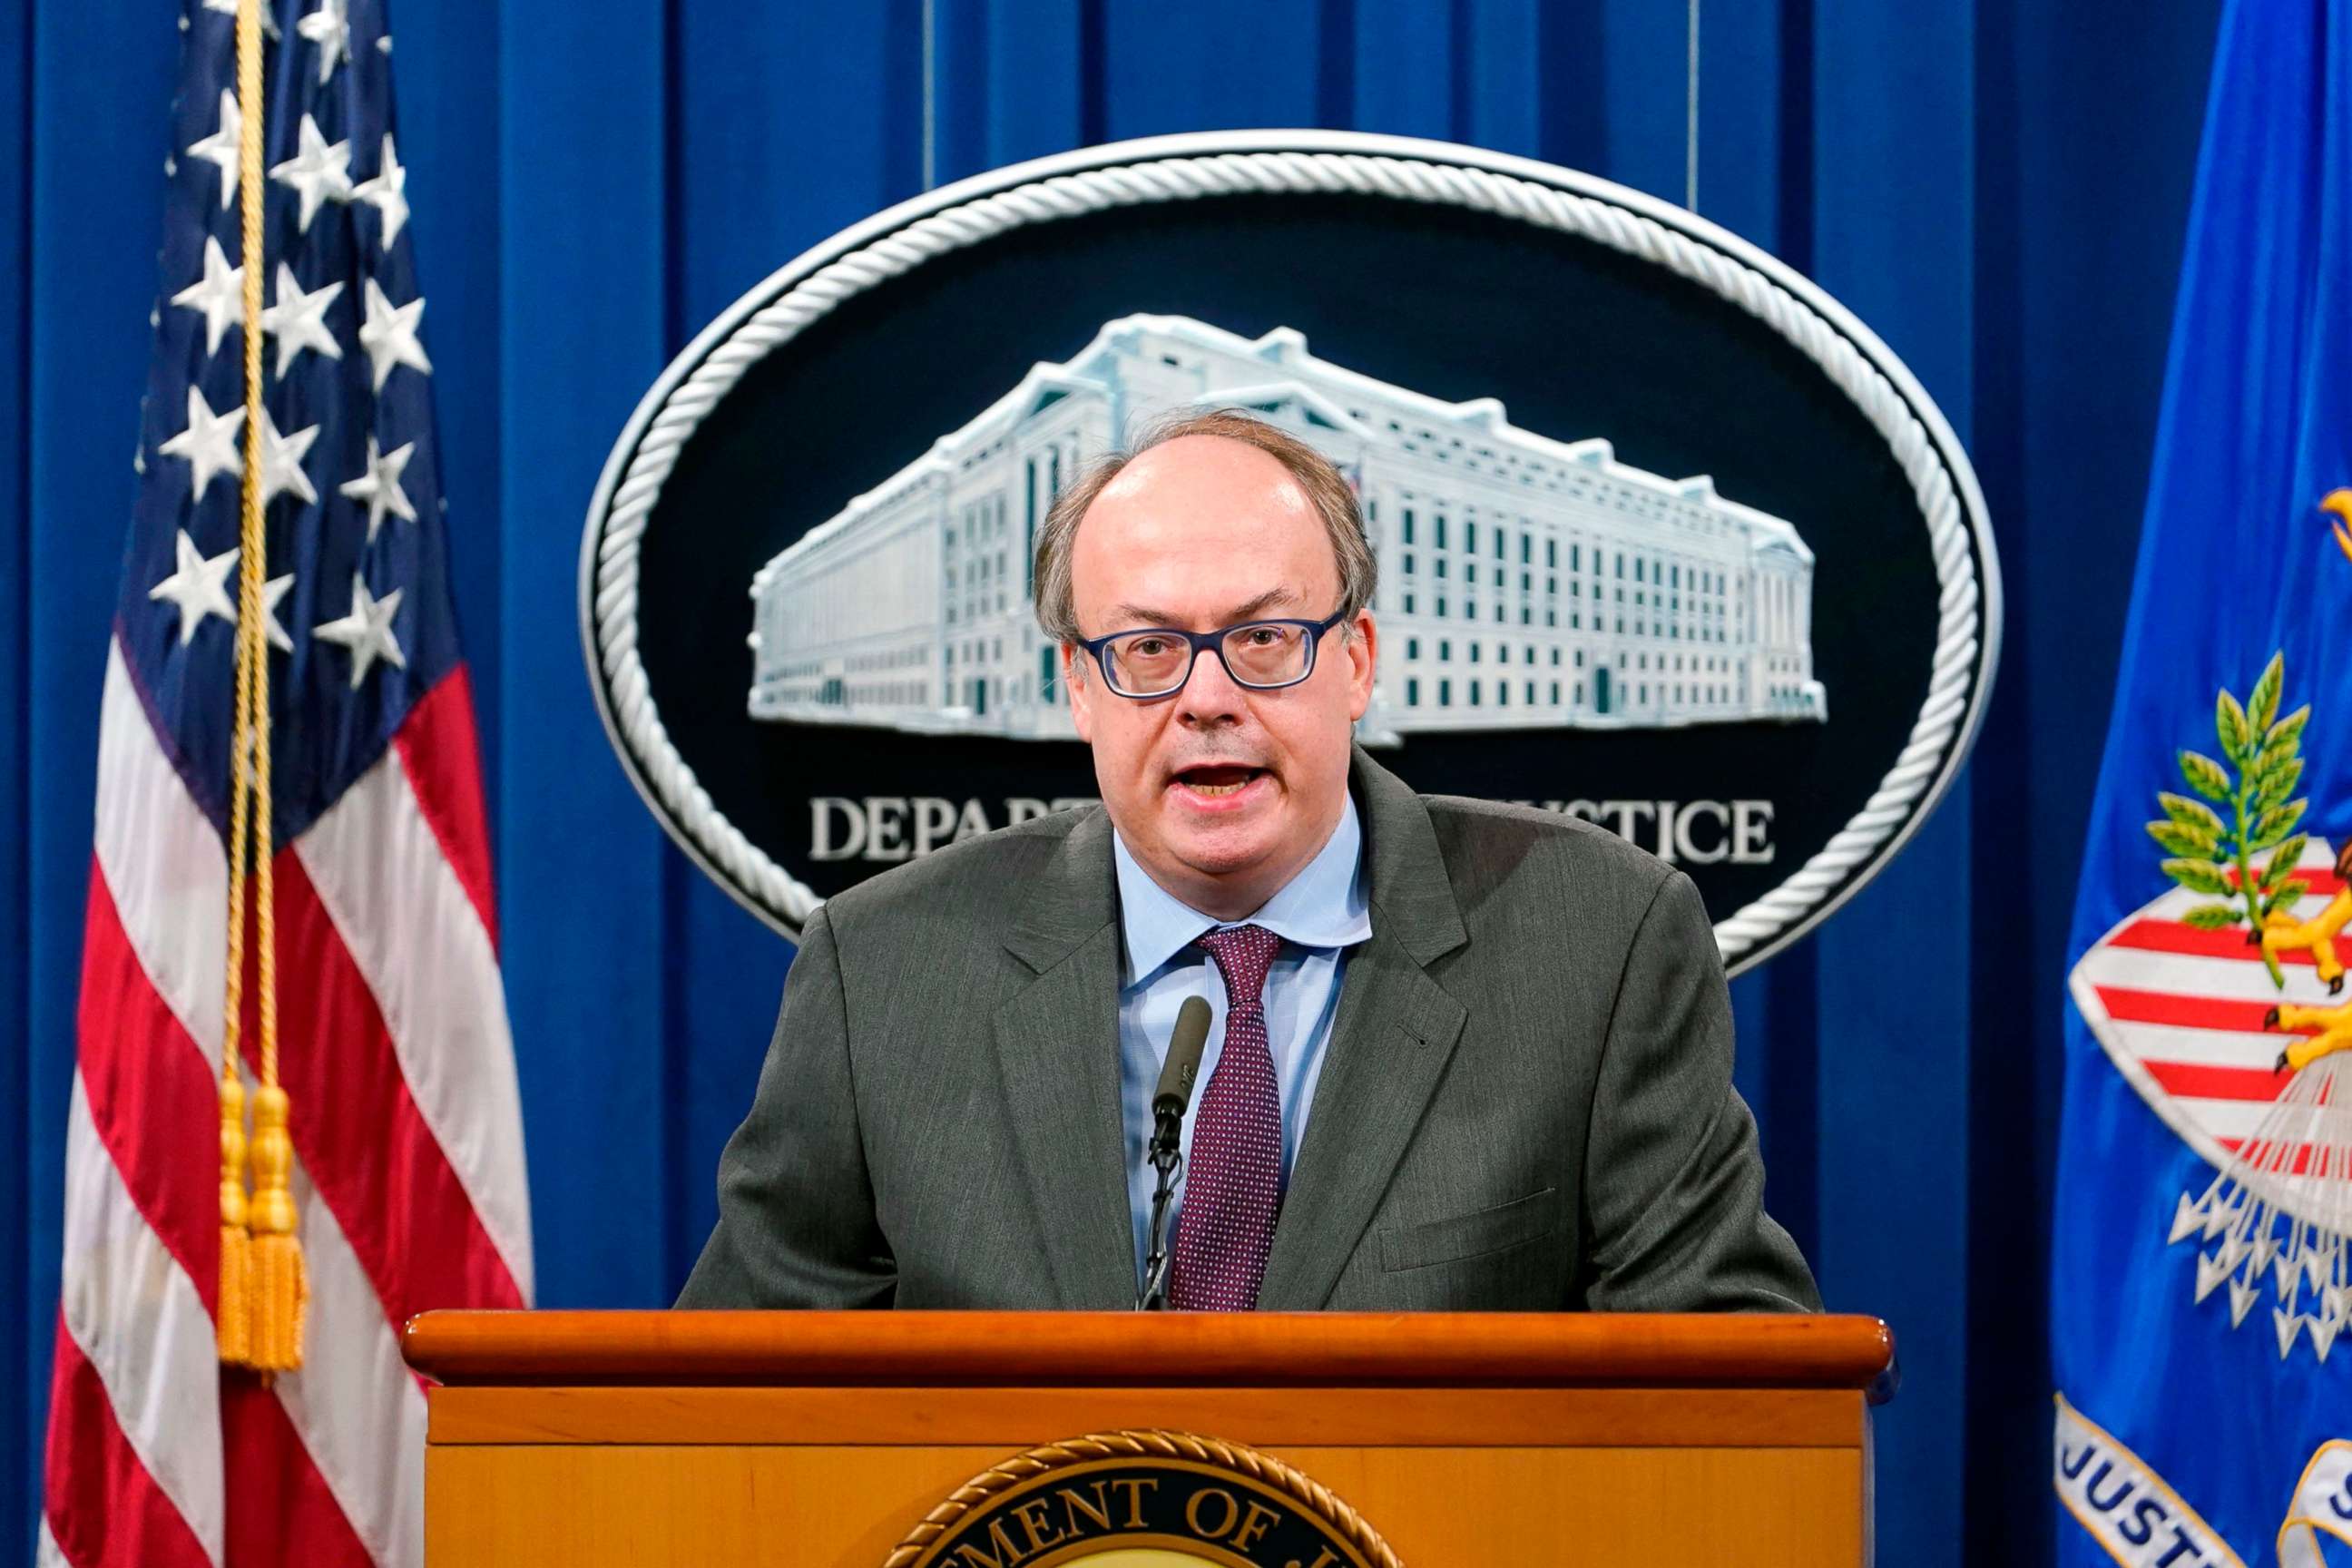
38, 2, 532, 1564
2056, 1, 2352, 1563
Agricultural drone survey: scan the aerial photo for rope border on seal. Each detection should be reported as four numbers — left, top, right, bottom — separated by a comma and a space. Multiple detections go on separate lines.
584, 144, 1988, 963
879, 1426, 1402, 1568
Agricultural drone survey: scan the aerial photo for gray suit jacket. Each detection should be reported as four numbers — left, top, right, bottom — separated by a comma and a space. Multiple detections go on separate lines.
679, 749, 1819, 1312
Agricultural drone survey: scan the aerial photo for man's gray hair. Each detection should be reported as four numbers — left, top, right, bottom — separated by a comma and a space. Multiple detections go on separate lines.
1031, 408, 1378, 644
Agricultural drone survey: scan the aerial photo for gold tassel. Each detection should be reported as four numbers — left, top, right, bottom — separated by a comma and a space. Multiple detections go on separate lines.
245, 1083, 306, 1372
217, 1071, 251, 1363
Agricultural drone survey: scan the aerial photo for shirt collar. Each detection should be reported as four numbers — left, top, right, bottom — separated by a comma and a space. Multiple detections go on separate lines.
1112, 794, 1372, 988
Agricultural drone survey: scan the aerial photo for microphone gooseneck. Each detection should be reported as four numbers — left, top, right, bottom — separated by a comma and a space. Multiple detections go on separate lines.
1139, 995, 1213, 1310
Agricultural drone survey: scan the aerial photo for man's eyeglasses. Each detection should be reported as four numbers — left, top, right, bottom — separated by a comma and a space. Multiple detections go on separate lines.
1073, 607, 1352, 700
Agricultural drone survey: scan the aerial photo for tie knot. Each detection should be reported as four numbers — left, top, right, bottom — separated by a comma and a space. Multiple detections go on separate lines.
1196, 923, 1281, 1006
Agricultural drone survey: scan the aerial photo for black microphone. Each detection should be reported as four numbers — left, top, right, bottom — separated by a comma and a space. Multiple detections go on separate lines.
1152, 995, 1213, 1132
1139, 995, 1213, 1310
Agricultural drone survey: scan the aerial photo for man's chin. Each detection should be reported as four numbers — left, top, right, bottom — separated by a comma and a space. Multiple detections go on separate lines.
1158, 798, 1283, 878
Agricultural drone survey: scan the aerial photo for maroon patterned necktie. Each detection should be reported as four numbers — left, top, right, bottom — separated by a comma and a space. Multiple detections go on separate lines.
1169, 924, 1285, 1311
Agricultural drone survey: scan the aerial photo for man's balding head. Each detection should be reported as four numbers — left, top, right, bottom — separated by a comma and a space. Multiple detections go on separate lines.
1033, 409, 1376, 644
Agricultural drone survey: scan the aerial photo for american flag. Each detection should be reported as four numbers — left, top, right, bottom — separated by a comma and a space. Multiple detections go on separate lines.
41, 2, 533, 1564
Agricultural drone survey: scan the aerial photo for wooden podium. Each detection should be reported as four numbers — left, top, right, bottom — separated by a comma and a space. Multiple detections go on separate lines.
404, 1310, 1894, 1566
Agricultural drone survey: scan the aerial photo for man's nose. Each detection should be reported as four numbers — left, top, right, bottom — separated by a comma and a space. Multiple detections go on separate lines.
1172, 641, 1247, 728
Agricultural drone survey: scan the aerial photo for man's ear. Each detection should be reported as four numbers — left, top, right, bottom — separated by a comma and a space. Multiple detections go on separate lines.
1063, 644, 1094, 742
1345, 610, 1378, 721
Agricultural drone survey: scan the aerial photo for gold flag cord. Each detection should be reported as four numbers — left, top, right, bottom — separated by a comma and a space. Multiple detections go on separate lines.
217, 0, 306, 1375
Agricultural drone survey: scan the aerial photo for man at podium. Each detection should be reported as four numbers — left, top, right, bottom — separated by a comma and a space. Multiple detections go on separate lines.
681, 410, 1818, 1315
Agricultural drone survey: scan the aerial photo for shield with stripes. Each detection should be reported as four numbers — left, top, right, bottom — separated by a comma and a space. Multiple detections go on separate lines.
2070, 835, 2352, 1362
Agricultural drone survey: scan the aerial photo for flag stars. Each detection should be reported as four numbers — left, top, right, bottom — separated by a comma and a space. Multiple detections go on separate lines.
351, 135, 409, 248
314, 575, 406, 688
260, 263, 343, 377
339, 436, 416, 541
358, 277, 431, 390
149, 532, 240, 646
296, 0, 353, 84
171, 235, 244, 357
157, 387, 244, 498
253, 405, 320, 509
185, 90, 240, 210
258, 572, 297, 652
149, 532, 295, 652
269, 114, 352, 234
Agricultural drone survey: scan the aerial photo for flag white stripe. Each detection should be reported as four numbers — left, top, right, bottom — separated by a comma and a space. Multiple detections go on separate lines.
2102, 1022, 2295, 1072
93, 642, 226, 1069
36, 1515, 69, 1568
57, 1073, 223, 1566
2172, 1093, 2321, 1143
2076, 946, 2352, 1007
293, 744, 534, 1299
274, 1172, 427, 1568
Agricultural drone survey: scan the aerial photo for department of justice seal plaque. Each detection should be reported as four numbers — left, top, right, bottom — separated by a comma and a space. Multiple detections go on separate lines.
884, 1430, 1398, 1568
583, 129, 2000, 973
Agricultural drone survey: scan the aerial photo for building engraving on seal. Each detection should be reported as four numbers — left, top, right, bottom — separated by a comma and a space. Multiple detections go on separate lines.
748, 314, 1826, 742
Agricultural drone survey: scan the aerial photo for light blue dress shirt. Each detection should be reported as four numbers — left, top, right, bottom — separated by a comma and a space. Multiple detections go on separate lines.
1113, 797, 1373, 1285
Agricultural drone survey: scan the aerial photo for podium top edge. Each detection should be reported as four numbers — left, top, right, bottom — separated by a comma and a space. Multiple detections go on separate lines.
401, 1311, 1896, 1398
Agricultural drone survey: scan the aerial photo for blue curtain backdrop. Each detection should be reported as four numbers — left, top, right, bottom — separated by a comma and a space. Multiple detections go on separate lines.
0, 2, 2225, 1563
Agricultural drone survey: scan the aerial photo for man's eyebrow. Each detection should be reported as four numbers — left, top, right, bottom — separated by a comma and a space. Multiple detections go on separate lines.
1106, 588, 1301, 628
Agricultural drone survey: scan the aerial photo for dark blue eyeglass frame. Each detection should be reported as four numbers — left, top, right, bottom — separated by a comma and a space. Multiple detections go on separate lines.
1074, 605, 1353, 699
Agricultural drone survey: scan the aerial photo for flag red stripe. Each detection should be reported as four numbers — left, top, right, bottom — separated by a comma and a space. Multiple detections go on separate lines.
2223, 866, 2343, 897
389, 665, 498, 952
220, 1380, 377, 1568
74, 861, 220, 1315
265, 851, 524, 1328
2140, 1059, 2293, 1102
2092, 985, 2279, 1033
41, 1319, 211, 1568
2111, 919, 2325, 965
2215, 1137, 2330, 1174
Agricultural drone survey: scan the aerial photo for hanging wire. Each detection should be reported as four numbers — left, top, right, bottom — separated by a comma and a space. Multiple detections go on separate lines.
921, 0, 937, 191
1686, 0, 1701, 211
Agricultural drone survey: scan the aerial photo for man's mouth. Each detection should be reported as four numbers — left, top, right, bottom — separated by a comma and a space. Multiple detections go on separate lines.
1171, 763, 1268, 799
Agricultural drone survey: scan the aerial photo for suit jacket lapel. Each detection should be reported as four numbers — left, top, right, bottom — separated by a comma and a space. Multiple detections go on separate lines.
994, 811, 1138, 1309
1258, 926, 1466, 1308
1258, 749, 1471, 1310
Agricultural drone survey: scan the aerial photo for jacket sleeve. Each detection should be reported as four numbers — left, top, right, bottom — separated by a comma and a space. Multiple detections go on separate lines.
1579, 869, 1820, 1312
675, 906, 897, 1308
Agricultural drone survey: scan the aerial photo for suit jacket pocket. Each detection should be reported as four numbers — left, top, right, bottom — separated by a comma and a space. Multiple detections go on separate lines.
1378, 1188, 1559, 1273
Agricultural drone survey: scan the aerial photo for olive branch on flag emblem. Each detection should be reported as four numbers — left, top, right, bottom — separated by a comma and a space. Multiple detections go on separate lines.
2149, 652, 2312, 986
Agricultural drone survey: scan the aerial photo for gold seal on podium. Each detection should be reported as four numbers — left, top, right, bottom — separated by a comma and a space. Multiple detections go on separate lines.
885, 1429, 1400, 1568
